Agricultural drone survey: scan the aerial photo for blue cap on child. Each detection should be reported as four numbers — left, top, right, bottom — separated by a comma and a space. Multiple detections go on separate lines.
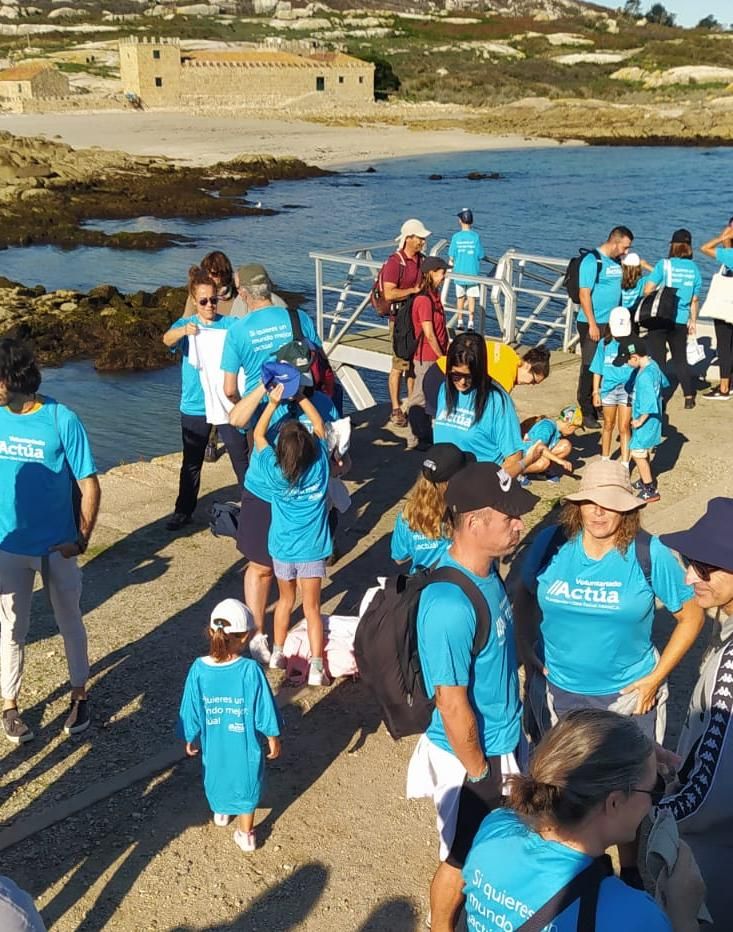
261, 361, 302, 400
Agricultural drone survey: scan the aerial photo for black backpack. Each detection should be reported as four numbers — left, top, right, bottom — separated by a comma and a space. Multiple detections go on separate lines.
209, 501, 240, 539
354, 566, 491, 740
392, 293, 419, 361
563, 248, 602, 305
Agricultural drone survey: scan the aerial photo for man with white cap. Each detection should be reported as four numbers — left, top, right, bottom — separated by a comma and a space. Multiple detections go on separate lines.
380, 219, 430, 426
658, 498, 733, 926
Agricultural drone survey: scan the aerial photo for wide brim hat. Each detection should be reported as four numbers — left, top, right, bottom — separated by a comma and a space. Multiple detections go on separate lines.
660, 497, 733, 573
564, 459, 643, 513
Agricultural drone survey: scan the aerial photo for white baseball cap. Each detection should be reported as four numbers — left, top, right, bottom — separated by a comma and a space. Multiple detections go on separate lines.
609, 306, 632, 338
209, 598, 255, 634
622, 252, 641, 267
397, 218, 431, 245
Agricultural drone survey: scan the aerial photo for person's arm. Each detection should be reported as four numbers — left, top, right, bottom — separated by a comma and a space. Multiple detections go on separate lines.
383, 279, 420, 302
421, 319, 443, 358
223, 371, 240, 405
640, 258, 654, 273
253, 383, 284, 451
578, 287, 599, 341
434, 685, 487, 778
631, 412, 649, 429
229, 383, 266, 428
688, 296, 699, 335
540, 444, 573, 472
502, 441, 543, 478
621, 597, 704, 714
700, 226, 733, 260
592, 372, 602, 411
298, 395, 326, 440
162, 320, 198, 348
50, 474, 101, 558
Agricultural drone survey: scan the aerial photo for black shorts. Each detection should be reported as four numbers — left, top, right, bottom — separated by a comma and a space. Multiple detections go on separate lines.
235, 488, 272, 569
446, 755, 504, 869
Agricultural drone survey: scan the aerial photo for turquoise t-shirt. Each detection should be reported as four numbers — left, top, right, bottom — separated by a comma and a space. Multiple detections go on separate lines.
220, 306, 321, 395
647, 258, 702, 325
715, 245, 733, 270
590, 338, 634, 394
417, 551, 521, 756
448, 229, 484, 285
621, 274, 649, 310
0, 398, 97, 556
463, 810, 672, 932
256, 439, 332, 563
390, 512, 449, 573
577, 251, 622, 325
178, 656, 281, 813
521, 526, 692, 695
433, 383, 523, 464
630, 359, 668, 451
170, 314, 238, 417
525, 418, 560, 450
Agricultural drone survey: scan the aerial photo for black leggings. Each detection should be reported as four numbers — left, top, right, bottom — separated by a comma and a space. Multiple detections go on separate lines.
576, 321, 598, 418
645, 324, 694, 398
175, 415, 248, 517
714, 319, 733, 382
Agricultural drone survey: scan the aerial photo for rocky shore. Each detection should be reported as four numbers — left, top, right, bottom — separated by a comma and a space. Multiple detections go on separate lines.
0, 131, 330, 251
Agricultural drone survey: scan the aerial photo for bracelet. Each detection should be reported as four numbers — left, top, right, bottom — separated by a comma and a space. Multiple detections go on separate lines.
466, 762, 489, 784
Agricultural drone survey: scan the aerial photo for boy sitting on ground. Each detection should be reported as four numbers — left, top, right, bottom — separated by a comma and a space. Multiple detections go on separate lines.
517, 406, 580, 487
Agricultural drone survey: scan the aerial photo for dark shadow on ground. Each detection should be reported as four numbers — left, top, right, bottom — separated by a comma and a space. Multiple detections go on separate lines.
656, 419, 687, 478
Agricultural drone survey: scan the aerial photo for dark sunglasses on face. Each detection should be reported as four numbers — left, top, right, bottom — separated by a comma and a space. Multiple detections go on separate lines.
684, 558, 721, 582
630, 773, 667, 806
198, 297, 219, 307
450, 370, 472, 385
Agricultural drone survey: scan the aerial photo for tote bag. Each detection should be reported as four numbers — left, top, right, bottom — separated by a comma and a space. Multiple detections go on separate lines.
700, 267, 733, 325
635, 260, 677, 331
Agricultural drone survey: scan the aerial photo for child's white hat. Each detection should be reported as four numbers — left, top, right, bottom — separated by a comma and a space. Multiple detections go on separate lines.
622, 252, 641, 267
609, 306, 632, 338
210, 599, 255, 634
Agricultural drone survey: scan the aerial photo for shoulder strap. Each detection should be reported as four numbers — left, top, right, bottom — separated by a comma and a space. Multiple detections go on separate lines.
526, 525, 567, 595
427, 566, 491, 655
592, 248, 603, 286
634, 529, 653, 589
287, 307, 305, 343
515, 854, 613, 932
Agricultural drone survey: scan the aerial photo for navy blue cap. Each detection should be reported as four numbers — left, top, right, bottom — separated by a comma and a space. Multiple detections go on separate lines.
660, 498, 733, 573
457, 208, 474, 224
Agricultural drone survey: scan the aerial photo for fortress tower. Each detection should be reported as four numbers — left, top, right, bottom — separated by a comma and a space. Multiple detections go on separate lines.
119, 37, 181, 106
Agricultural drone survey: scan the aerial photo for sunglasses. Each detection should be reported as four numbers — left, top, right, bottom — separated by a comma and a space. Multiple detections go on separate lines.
630, 773, 666, 806
450, 370, 473, 385
684, 558, 721, 582
198, 297, 219, 307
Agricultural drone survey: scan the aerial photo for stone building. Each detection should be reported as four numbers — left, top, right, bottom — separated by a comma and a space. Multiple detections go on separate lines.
119, 36, 374, 110
0, 61, 70, 102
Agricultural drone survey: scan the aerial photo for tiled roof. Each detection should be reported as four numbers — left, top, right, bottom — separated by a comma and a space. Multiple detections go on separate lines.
0, 61, 53, 82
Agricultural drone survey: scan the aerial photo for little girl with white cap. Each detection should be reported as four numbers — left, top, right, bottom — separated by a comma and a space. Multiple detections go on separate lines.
178, 598, 281, 852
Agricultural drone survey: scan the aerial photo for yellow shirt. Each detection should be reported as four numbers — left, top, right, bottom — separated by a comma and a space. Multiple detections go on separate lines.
437, 340, 521, 393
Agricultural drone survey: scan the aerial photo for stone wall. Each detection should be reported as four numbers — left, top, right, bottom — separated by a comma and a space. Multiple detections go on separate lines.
13, 95, 129, 114
120, 36, 180, 106
0, 67, 69, 101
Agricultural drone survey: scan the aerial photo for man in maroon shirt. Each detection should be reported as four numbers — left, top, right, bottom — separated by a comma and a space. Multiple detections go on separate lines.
381, 218, 430, 426
406, 256, 450, 450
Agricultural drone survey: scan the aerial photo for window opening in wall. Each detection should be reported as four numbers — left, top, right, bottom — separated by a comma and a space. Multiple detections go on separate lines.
338, 75, 344, 84
153, 50, 161, 60
316, 76, 325, 91
17, 84, 22, 93
359, 76, 364, 84
155, 77, 163, 87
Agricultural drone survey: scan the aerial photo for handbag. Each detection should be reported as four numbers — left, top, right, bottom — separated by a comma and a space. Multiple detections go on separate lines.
635, 260, 677, 331
699, 267, 733, 325
686, 338, 705, 366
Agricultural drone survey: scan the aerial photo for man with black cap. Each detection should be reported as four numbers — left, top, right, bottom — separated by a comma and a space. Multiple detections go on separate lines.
405, 255, 450, 451
448, 209, 485, 331
658, 497, 733, 926
405, 462, 538, 932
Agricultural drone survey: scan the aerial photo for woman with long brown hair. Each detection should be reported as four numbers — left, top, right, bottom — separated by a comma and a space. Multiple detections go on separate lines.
513, 460, 703, 743
184, 251, 239, 317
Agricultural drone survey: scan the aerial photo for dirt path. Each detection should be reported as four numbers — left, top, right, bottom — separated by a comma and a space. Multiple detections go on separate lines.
1, 352, 731, 931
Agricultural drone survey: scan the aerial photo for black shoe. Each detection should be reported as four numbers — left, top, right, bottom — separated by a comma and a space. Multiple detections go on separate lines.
582, 416, 600, 430
204, 441, 219, 463
64, 699, 90, 736
166, 512, 192, 531
684, 397, 696, 410
2, 708, 34, 745
703, 387, 731, 400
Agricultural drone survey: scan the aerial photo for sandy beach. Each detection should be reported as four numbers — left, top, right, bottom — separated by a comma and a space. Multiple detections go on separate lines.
0, 110, 571, 169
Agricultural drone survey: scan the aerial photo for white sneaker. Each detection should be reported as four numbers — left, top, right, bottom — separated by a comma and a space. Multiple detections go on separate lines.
213, 813, 232, 827
307, 663, 331, 687
233, 829, 256, 853
249, 632, 271, 666
269, 648, 286, 670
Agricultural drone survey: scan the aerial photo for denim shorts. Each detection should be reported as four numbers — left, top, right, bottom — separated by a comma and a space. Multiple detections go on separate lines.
272, 558, 327, 581
601, 384, 630, 407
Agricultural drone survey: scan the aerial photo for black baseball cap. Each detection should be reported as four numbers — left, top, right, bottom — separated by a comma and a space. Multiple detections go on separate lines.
446, 462, 539, 518
614, 336, 648, 366
457, 208, 474, 224
671, 228, 692, 245
421, 444, 476, 484
422, 256, 450, 275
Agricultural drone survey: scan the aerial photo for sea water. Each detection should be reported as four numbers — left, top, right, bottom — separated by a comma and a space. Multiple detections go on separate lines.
2, 145, 728, 469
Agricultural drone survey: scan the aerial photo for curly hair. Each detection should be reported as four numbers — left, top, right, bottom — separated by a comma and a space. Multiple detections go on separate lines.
187, 265, 217, 298
200, 251, 234, 289
560, 500, 641, 555
402, 475, 451, 540
0, 338, 41, 395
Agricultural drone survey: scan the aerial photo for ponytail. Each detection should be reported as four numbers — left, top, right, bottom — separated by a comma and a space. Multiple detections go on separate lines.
207, 621, 233, 662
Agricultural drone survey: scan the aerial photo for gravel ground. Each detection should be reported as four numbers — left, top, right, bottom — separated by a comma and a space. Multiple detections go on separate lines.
1, 352, 731, 931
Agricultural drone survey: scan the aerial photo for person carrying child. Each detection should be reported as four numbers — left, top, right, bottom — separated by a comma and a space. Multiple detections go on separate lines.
391, 443, 474, 573
516, 407, 578, 487
590, 306, 636, 468
615, 337, 669, 504
252, 379, 332, 686
178, 598, 281, 854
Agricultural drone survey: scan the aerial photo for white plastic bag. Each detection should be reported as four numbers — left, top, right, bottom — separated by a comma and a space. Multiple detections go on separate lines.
686, 338, 705, 366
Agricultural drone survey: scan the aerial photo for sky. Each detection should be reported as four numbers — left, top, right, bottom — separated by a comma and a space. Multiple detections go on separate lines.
595, 0, 731, 28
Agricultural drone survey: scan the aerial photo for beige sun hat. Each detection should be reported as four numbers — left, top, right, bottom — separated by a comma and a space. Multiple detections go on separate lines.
564, 459, 643, 512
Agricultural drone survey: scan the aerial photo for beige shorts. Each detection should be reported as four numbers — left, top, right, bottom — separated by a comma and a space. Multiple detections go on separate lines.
630, 448, 652, 459
388, 318, 414, 375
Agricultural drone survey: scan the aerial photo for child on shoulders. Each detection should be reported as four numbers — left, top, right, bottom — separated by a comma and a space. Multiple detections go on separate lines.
178, 599, 281, 854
